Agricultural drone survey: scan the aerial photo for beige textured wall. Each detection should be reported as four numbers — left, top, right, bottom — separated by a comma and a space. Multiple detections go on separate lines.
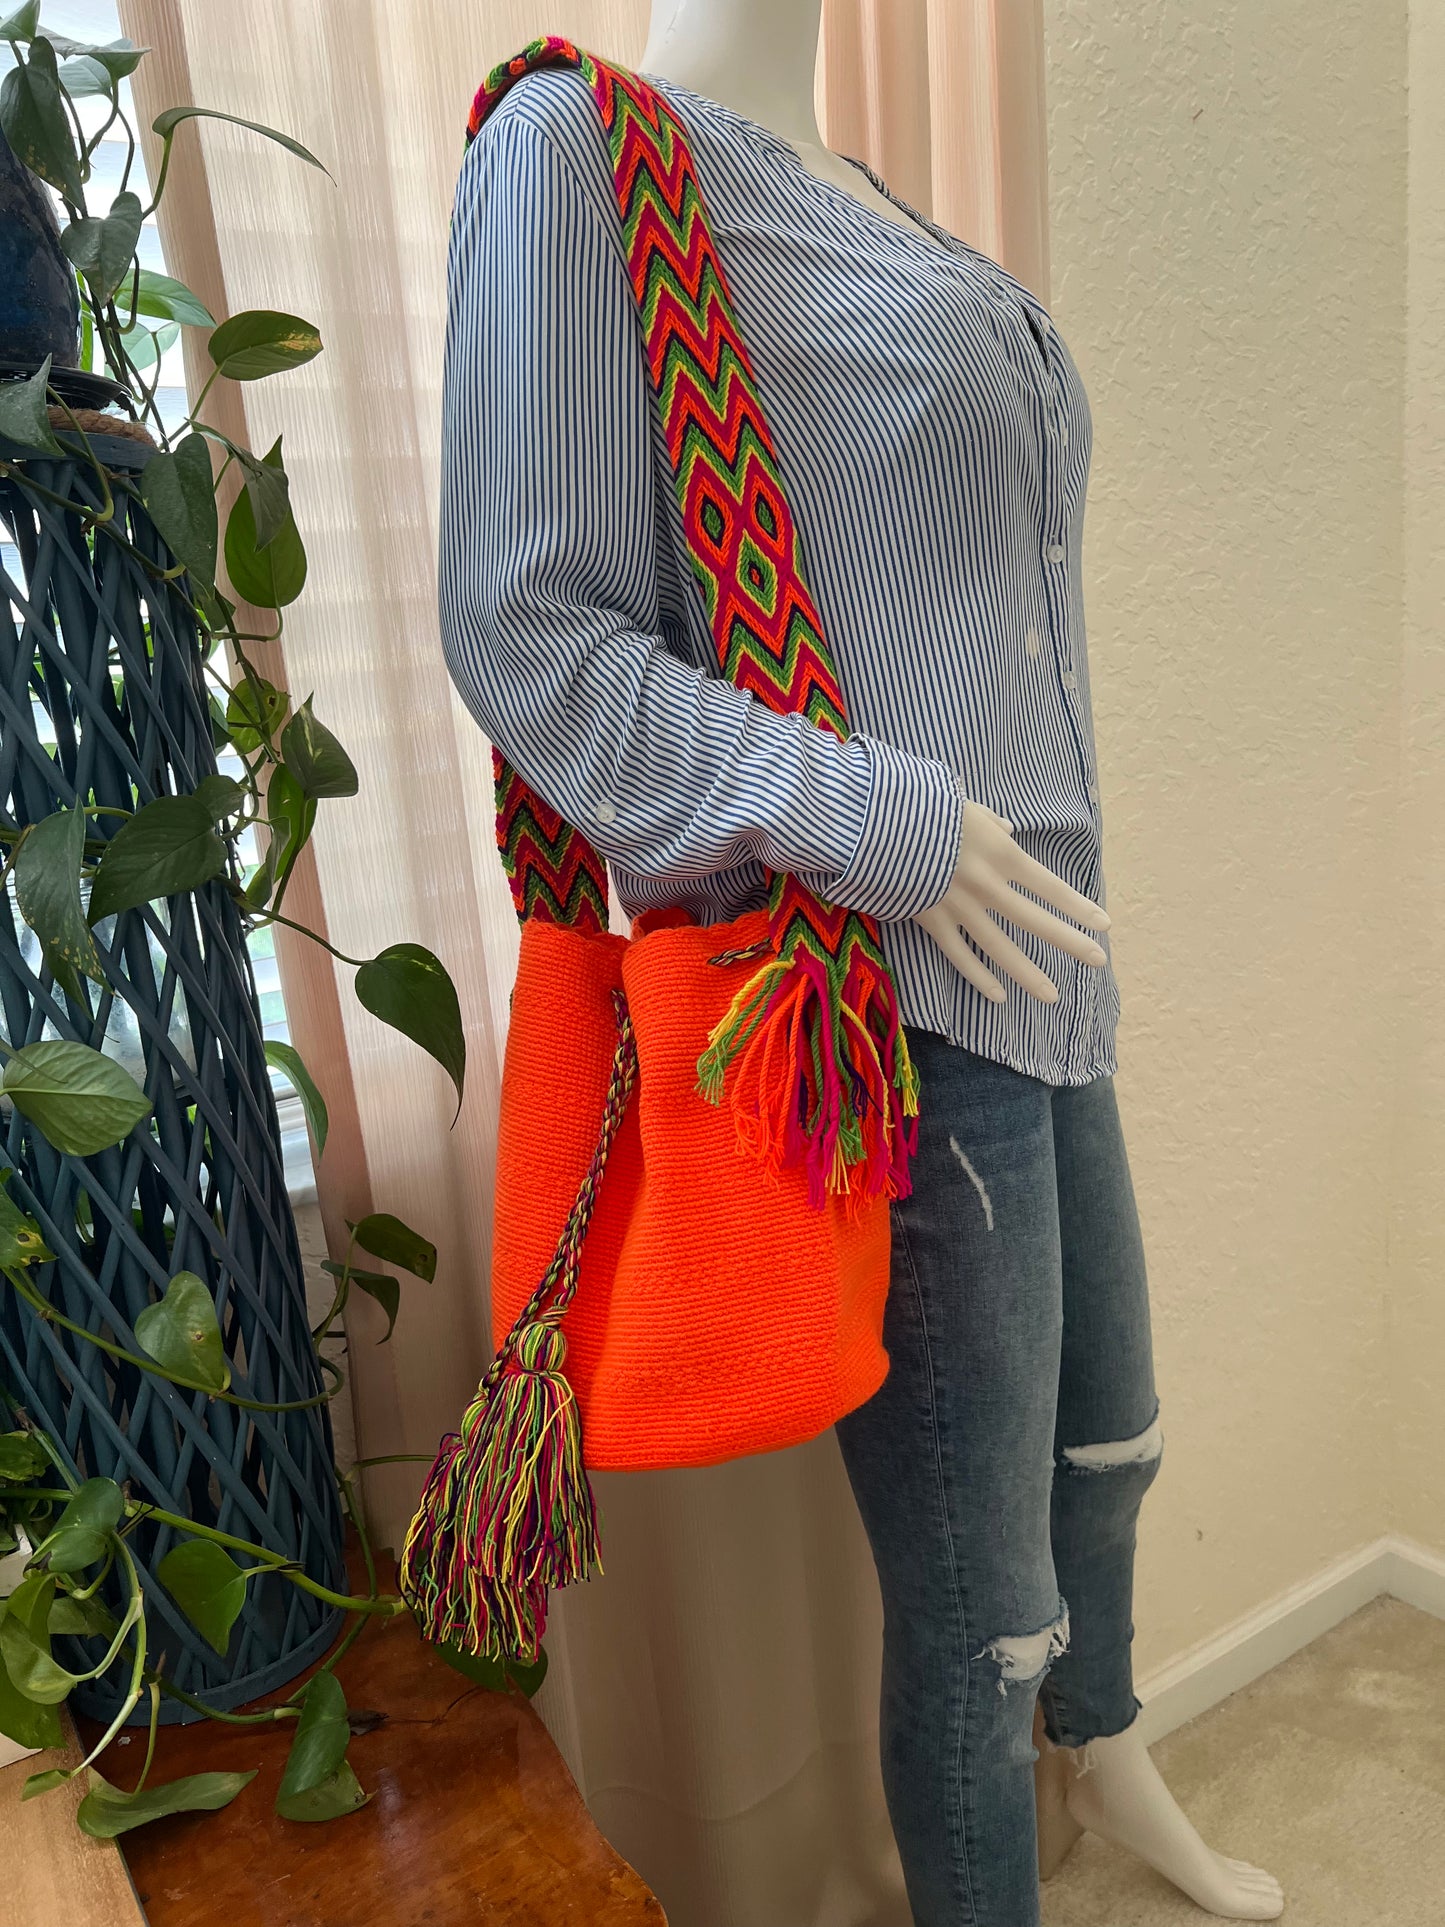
1040, 0, 1414, 1672
1393, 0, 1445, 1555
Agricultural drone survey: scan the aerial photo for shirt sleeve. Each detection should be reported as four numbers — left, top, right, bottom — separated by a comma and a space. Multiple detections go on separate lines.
437, 106, 963, 923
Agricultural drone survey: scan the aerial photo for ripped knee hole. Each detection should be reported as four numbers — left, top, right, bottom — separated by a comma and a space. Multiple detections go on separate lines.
1060, 1415, 1163, 1473
980, 1604, 1070, 1691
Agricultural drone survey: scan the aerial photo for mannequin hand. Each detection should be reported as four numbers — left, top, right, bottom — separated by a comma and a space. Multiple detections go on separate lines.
912, 800, 1112, 1005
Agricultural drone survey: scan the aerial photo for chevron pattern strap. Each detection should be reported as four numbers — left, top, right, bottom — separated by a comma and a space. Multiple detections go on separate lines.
493, 745, 608, 933
470, 36, 919, 1204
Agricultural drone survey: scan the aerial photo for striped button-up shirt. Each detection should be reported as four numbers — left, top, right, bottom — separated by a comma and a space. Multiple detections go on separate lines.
439, 65, 1120, 1085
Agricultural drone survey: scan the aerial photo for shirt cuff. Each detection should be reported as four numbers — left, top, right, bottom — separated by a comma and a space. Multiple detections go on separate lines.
809, 733, 964, 923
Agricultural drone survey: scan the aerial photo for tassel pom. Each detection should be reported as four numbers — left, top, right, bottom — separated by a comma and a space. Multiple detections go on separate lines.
401, 992, 636, 1662
399, 1315, 601, 1663
697, 936, 921, 1210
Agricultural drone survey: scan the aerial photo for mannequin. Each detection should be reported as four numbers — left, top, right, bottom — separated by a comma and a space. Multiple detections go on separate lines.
634, 2, 1285, 1920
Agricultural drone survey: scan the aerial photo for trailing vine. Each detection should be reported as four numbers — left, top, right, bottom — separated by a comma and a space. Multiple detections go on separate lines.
0, 5, 529, 1837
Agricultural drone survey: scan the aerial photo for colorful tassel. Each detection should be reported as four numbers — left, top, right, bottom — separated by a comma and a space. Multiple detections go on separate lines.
697, 876, 920, 1209
399, 994, 638, 1661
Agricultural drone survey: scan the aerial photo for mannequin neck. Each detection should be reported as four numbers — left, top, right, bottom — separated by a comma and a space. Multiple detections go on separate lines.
639, 0, 824, 149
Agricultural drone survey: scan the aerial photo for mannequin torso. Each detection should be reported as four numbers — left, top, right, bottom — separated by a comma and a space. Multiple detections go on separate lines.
633, 5, 1284, 1920
640, 13, 928, 238
641, 0, 1116, 1012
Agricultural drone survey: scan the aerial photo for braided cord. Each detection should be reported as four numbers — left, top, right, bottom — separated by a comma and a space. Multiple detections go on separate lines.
478, 989, 637, 1384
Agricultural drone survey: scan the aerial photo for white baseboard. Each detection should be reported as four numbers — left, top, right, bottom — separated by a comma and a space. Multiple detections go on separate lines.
1134, 1535, 1445, 1746
1377, 1535, 1445, 1617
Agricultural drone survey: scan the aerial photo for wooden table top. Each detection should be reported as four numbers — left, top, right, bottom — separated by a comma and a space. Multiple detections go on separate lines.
4, 1717, 146, 1927
87, 1551, 666, 1927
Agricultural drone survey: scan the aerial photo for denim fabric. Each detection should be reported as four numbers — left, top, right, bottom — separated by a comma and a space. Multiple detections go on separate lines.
835, 1028, 1161, 1927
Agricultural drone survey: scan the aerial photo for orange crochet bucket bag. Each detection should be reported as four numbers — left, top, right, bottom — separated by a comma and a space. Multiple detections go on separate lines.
400, 38, 921, 1663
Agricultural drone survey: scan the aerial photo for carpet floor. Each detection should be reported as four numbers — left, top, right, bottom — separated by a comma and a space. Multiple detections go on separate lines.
1040, 1596, 1445, 1925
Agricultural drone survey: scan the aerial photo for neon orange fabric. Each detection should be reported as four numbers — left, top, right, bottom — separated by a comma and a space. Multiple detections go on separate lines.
490, 913, 894, 1471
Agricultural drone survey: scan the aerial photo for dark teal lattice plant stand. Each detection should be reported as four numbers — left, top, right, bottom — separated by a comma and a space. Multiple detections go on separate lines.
0, 429, 345, 1719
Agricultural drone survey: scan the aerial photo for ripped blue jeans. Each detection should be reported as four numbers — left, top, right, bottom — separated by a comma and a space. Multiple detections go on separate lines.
835, 1030, 1161, 1927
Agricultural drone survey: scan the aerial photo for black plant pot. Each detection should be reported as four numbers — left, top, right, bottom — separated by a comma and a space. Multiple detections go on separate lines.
0, 123, 80, 370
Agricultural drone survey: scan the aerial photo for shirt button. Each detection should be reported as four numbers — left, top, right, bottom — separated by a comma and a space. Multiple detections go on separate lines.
1085, 779, 1099, 801
1046, 542, 1065, 564
595, 799, 618, 825
1025, 625, 1042, 657
1062, 670, 1077, 691
1059, 423, 1070, 447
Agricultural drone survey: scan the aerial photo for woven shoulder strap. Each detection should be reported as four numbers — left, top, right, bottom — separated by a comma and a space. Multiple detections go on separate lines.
471, 36, 919, 1205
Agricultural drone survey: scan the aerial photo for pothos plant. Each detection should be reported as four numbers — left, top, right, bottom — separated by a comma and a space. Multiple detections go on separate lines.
0, 7, 535, 1839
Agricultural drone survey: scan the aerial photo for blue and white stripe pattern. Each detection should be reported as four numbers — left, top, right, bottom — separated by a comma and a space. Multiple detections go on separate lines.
439, 65, 1120, 1085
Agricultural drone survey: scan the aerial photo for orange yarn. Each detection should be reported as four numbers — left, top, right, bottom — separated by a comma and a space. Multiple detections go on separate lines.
490, 913, 894, 1472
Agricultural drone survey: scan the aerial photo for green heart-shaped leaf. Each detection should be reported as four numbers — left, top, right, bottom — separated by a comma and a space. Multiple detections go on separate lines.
76, 1768, 257, 1838
0, 1573, 80, 1703
281, 699, 358, 800
0, 1176, 54, 1269
138, 432, 217, 586
0, 1646, 64, 1751
320, 1259, 400, 1343
243, 836, 278, 912
0, 1430, 50, 1481
351, 1269, 399, 1341
227, 434, 291, 549
48, 1590, 116, 1639
505, 1648, 549, 1698
263, 1041, 328, 1159
0, 357, 63, 457
432, 1638, 507, 1690
44, 1477, 123, 1574
20, 1765, 72, 1798
224, 674, 287, 754
89, 794, 228, 922
208, 310, 322, 383
195, 585, 235, 648
13, 807, 104, 1003
44, 31, 146, 80
60, 190, 143, 302
115, 319, 177, 374
276, 1672, 369, 1822
151, 105, 328, 179
276, 1756, 368, 1823
156, 1538, 248, 1657
0, 4, 41, 39
354, 945, 466, 1115
130, 269, 214, 329
2, 1040, 151, 1156
259, 765, 316, 906
0, 36, 81, 200
349, 1213, 436, 1284
191, 774, 246, 824
57, 53, 113, 99
224, 463, 306, 608
134, 1271, 229, 1394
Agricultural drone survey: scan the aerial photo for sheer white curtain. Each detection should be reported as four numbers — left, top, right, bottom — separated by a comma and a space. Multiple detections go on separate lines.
118, 5, 1045, 1921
